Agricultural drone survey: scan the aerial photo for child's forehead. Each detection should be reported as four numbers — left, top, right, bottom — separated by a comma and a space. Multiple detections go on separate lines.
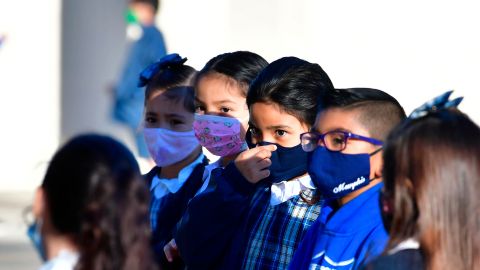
196, 73, 245, 100
250, 102, 290, 122
146, 92, 190, 113
314, 107, 370, 136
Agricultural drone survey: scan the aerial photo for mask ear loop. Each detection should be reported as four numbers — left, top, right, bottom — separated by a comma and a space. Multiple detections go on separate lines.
369, 146, 383, 156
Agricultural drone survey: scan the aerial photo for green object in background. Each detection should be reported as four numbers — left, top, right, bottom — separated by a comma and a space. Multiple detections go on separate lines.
125, 9, 139, 24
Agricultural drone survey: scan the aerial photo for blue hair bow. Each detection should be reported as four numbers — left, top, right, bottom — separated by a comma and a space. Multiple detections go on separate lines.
137, 53, 187, 87
409, 90, 463, 119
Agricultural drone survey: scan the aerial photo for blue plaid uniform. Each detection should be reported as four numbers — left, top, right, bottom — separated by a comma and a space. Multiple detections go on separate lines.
242, 185, 321, 270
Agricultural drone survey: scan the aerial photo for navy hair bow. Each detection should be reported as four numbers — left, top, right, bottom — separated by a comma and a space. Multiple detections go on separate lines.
409, 90, 463, 119
137, 53, 187, 87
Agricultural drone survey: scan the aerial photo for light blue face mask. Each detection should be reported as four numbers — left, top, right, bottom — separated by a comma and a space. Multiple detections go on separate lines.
27, 221, 47, 261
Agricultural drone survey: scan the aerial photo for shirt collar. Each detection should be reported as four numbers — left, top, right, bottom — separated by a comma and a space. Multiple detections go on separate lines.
270, 174, 315, 206
387, 238, 420, 255
151, 154, 205, 197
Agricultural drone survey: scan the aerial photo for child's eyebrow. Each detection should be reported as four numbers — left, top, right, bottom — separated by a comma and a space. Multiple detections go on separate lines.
321, 127, 352, 133
213, 99, 237, 106
165, 113, 186, 119
266, 125, 292, 130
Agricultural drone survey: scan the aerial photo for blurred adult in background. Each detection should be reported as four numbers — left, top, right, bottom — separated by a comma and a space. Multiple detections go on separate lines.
112, 0, 166, 158
363, 93, 480, 270
28, 134, 157, 270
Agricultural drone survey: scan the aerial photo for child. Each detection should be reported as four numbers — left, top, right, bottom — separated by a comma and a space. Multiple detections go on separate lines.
29, 134, 156, 270
112, 0, 166, 158
163, 51, 268, 263
139, 53, 207, 268
175, 56, 334, 269
363, 92, 480, 270
289, 88, 406, 270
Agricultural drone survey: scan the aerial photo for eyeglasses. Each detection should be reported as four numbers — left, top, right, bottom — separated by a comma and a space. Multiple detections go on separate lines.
300, 131, 383, 152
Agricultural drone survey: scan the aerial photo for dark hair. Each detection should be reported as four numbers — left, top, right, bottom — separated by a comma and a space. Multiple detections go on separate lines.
383, 109, 480, 269
144, 60, 197, 113
131, 0, 159, 13
247, 56, 334, 126
195, 51, 268, 97
41, 134, 157, 270
319, 88, 406, 140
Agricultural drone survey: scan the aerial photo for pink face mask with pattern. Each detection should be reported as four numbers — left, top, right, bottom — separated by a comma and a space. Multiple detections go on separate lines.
193, 114, 248, 157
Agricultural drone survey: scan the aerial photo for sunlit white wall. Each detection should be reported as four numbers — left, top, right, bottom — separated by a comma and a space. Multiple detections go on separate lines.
160, 0, 479, 122
0, 0, 61, 191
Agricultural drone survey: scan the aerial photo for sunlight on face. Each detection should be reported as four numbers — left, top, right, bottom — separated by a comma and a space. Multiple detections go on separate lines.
194, 72, 249, 134
144, 90, 194, 132
250, 102, 309, 147
314, 108, 376, 154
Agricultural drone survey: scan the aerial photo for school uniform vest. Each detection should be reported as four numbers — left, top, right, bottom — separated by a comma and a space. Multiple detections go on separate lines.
144, 157, 208, 269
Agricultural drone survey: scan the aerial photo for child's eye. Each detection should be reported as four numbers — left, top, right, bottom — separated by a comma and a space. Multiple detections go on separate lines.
170, 119, 184, 126
220, 107, 231, 113
275, 130, 287, 137
195, 105, 205, 113
145, 116, 156, 124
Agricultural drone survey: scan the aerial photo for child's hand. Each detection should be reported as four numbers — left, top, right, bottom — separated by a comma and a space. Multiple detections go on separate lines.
164, 239, 179, 262
235, 144, 277, 184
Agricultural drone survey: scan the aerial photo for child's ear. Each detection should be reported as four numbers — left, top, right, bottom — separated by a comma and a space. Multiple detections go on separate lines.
371, 149, 384, 179
32, 187, 46, 220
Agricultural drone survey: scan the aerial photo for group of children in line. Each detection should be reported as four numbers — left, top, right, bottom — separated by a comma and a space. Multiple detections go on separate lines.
30, 51, 480, 270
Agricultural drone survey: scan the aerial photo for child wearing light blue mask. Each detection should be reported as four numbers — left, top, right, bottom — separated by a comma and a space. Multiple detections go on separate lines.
289, 88, 406, 270
139, 53, 208, 268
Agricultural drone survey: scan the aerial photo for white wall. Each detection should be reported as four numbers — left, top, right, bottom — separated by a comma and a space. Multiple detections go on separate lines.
159, 0, 479, 122
0, 0, 62, 191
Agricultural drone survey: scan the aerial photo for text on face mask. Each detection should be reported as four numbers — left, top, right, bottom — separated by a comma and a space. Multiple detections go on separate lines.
332, 176, 366, 194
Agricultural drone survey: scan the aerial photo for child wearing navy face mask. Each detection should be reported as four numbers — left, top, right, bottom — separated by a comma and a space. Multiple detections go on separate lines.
289, 88, 406, 270
139, 53, 208, 269
175, 57, 334, 269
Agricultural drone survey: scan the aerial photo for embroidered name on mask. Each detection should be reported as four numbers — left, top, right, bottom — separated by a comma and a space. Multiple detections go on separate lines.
332, 176, 366, 194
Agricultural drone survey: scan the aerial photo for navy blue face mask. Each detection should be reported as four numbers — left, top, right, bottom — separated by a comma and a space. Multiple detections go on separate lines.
308, 146, 381, 199
258, 141, 308, 183
27, 221, 47, 261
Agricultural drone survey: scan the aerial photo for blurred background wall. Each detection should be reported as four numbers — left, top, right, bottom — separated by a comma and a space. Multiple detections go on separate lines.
0, 0, 479, 193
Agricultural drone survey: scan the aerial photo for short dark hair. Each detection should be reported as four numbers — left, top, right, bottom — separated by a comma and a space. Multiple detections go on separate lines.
145, 61, 197, 113
131, 0, 160, 13
196, 51, 268, 97
319, 88, 406, 140
383, 109, 480, 269
247, 56, 334, 127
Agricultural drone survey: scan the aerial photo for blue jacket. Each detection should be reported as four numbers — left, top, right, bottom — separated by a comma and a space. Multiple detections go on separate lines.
113, 25, 166, 127
289, 182, 388, 270
175, 163, 254, 269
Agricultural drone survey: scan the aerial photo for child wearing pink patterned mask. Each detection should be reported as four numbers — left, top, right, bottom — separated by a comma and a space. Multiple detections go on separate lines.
161, 51, 268, 264
193, 51, 268, 168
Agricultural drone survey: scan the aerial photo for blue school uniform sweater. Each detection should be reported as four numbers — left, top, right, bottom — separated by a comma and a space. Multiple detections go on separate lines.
144, 156, 208, 269
289, 182, 388, 270
175, 162, 321, 270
